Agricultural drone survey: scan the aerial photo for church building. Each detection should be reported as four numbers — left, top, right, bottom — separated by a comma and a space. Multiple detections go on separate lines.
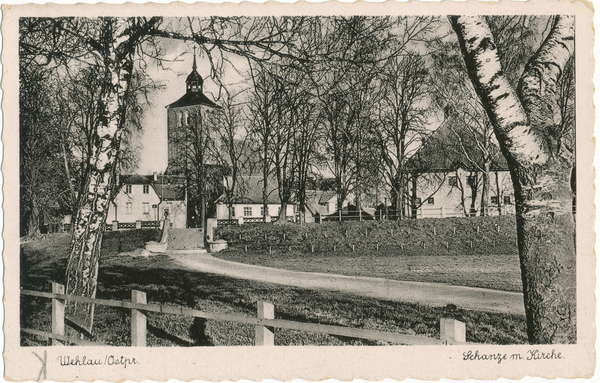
165, 50, 221, 175
108, 50, 221, 229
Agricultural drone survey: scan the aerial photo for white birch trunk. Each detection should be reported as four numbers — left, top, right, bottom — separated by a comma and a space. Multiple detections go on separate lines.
64, 18, 132, 333
450, 15, 575, 344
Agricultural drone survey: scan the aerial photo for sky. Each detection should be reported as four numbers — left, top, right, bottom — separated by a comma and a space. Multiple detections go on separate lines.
135, 36, 248, 174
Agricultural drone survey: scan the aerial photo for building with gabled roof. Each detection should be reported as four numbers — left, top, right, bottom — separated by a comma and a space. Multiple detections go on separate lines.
406, 117, 515, 218
108, 174, 188, 228
215, 176, 295, 221
303, 190, 341, 222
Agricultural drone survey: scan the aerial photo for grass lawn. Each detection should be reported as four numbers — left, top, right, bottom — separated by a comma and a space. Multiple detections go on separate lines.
20, 230, 527, 346
215, 217, 523, 292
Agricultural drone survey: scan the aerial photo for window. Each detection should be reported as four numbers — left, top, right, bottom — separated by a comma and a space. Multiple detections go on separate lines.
143, 203, 149, 214
427, 197, 434, 205
278, 207, 281, 217
229, 206, 235, 218
414, 198, 422, 206
491, 196, 498, 205
126, 202, 132, 214
448, 176, 458, 187
244, 207, 252, 217
504, 196, 512, 204
143, 185, 149, 194
125, 185, 132, 194
261, 206, 265, 217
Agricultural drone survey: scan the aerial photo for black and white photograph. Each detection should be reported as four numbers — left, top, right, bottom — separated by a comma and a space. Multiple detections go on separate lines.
3, 0, 596, 381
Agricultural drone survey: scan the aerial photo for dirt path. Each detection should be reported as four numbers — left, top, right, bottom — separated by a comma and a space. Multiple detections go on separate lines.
169, 252, 525, 316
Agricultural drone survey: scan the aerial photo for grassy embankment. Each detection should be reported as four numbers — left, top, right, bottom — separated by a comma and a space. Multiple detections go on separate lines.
21, 224, 527, 347
215, 216, 522, 292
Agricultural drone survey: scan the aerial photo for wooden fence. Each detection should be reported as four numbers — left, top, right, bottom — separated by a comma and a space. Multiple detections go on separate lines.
21, 283, 469, 347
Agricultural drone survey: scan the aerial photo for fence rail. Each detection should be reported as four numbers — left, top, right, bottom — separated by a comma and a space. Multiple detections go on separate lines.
21, 284, 470, 347
216, 216, 296, 226
244, 217, 265, 224
217, 219, 238, 226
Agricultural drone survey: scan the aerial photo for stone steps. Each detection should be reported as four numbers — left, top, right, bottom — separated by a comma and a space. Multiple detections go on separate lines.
167, 228, 205, 250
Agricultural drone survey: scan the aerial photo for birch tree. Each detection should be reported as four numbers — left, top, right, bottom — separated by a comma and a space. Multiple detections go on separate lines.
20, 15, 319, 334
61, 17, 162, 332
450, 15, 576, 343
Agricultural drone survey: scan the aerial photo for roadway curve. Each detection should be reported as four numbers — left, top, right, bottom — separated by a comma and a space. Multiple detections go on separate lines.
169, 251, 525, 316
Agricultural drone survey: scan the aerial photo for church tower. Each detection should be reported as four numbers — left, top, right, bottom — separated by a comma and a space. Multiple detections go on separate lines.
165, 48, 220, 174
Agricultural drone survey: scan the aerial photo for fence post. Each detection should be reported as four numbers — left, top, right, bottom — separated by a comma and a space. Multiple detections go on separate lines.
51, 282, 65, 345
112, 220, 119, 231
206, 218, 217, 241
440, 317, 466, 344
255, 301, 274, 346
131, 290, 147, 347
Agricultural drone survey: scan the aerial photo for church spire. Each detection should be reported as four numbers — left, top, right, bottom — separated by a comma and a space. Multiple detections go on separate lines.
192, 46, 197, 71
186, 46, 203, 94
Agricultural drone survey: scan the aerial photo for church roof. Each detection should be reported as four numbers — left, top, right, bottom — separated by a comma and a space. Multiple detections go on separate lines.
186, 68, 203, 87
166, 49, 220, 109
407, 117, 509, 172
217, 176, 281, 204
166, 92, 219, 109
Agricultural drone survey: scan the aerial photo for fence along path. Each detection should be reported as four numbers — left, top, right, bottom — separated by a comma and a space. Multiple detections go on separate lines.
21, 283, 470, 346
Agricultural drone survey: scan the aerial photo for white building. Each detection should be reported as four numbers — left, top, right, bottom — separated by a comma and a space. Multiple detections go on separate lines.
215, 176, 295, 221
108, 174, 188, 229
407, 118, 516, 218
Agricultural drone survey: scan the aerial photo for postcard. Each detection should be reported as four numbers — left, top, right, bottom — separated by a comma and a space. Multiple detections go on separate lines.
2, 0, 596, 380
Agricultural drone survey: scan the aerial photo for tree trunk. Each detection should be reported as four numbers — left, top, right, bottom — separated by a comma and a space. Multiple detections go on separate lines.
495, 171, 503, 215
450, 15, 576, 343
468, 172, 478, 217
514, 162, 576, 343
410, 174, 418, 219
391, 172, 403, 219
64, 19, 131, 333
27, 199, 40, 237
59, 134, 76, 208
262, 151, 269, 223
479, 163, 490, 216
279, 202, 287, 222
65, 159, 117, 332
